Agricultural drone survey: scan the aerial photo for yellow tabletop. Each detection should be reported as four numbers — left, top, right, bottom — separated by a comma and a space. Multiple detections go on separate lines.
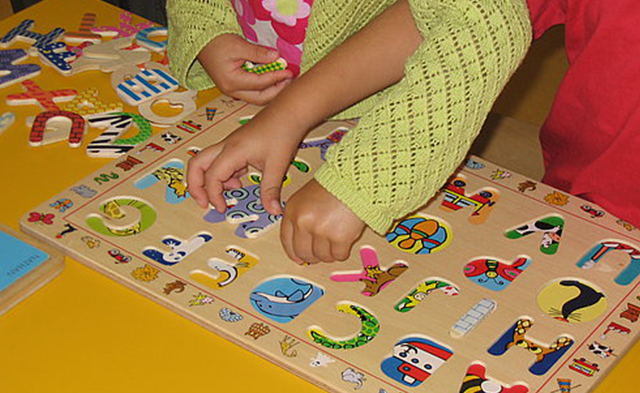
0, 1, 637, 392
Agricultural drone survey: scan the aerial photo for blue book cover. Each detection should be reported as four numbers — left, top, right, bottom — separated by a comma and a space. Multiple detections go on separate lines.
0, 231, 50, 293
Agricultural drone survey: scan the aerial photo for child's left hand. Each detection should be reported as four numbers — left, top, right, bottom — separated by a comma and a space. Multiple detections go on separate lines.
280, 179, 365, 264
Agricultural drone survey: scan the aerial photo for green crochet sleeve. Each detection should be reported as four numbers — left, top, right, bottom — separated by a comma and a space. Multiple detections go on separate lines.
166, 0, 242, 90
314, 0, 532, 234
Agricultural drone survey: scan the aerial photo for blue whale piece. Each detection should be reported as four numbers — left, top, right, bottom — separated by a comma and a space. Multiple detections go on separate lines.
250, 279, 324, 320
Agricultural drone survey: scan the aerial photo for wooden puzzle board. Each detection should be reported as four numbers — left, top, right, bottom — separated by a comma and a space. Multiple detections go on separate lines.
20, 94, 640, 393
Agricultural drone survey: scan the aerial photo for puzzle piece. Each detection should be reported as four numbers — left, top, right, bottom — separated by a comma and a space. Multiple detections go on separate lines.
441, 175, 499, 224
91, 11, 154, 39
299, 128, 348, 161
330, 246, 408, 296
143, 233, 212, 266
138, 89, 197, 127
0, 49, 41, 88
459, 364, 529, 393
115, 66, 180, 106
464, 256, 531, 291
505, 215, 564, 255
0, 19, 64, 55
64, 13, 102, 44
29, 110, 86, 147
37, 42, 76, 75
7, 80, 76, 111
394, 279, 459, 312
190, 246, 259, 290
62, 88, 123, 117
203, 184, 283, 238
577, 241, 640, 285
70, 36, 151, 74
0, 112, 15, 137
134, 160, 190, 204
135, 26, 168, 52
87, 112, 153, 157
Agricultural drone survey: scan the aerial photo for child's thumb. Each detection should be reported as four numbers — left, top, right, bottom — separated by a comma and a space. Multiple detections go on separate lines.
243, 42, 279, 65
260, 164, 287, 216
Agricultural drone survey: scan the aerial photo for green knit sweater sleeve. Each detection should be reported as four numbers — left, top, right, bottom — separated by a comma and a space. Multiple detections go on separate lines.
314, 0, 532, 234
166, 0, 241, 90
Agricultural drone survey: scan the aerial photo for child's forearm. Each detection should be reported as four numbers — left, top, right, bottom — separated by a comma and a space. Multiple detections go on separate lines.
253, 0, 422, 137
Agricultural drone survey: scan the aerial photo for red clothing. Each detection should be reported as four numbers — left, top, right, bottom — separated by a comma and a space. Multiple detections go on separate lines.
527, 0, 640, 227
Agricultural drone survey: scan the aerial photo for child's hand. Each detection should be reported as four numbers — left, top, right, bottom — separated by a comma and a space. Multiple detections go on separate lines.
187, 117, 300, 216
198, 34, 293, 105
281, 179, 365, 264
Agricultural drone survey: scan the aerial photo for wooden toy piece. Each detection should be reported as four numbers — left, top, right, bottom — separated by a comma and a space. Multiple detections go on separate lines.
0, 19, 65, 55
91, 11, 154, 39
115, 65, 180, 106
6, 80, 76, 111
70, 36, 151, 75
0, 222, 64, 317
28, 110, 86, 148
330, 246, 408, 296
37, 42, 76, 75
0, 49, 41, 88
86, 112, 153, 157
61, 87, 123, 117
0, 112, 15, 137
64, 13, 102, 44
135, 26, 168, 53
138, 90, 197, 127
20, 93, 640, 393
242, 57, 287, 74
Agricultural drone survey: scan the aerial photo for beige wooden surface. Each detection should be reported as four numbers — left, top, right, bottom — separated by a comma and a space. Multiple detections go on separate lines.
20, 92, 640, 393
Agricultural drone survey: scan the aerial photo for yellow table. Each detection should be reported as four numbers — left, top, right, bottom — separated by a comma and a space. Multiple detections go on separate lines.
0, 1, 637, 392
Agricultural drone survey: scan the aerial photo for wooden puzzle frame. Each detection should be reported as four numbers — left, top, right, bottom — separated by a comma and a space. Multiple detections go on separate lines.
20, 94, 640, 393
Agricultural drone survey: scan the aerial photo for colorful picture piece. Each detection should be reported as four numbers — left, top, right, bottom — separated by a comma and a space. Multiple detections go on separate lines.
386, 214, 452, 255
464, 256, 531, 291
203, 184, 282, 239
134, 160, 190, 204
330, 246, 408, 296
250, 277, 324, 323
308, 303, 379, 349
488, 318, 573, 376
577, 241, 640, 286
537, 279, 607, 323
86, 198, 157, 237
143, 233, 212, 266
504, 215, 564, 255
458, 364, 529, 393
394, 279, 459, 313
440, 175, 499, 224
381, 337, 453, 387
190, 246, 258, 290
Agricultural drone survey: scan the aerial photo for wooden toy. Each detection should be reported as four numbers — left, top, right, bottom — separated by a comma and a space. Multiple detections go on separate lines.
0, 19, 65, 55
21, 94, 640, 393
115, 64, 180, 106
86, 112, 153, 157
135, 26, 167, 53
37, 42, 76, 75
0, 111, 15, 137
28, 110, 86, 147
64, 13, 102, 44
0, 222, 64, 317
0, 49, 41, 88
91, 11, 154, 40
138, 89, 197, 127
6, 80, 76, 111
62, 87, 123, 117
70, 36, 151, 75
242, 57, 288, 75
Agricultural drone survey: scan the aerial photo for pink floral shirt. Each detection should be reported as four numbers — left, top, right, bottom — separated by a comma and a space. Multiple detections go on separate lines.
231, 0, 314, 76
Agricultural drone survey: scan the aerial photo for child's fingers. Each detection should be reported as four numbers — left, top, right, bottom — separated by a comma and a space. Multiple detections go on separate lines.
313, 237, 334, 263
203, 154, 244, 213
292, 227, 318, 264
280, 219, 303, 264
260, 160, 290, 216
185, 163, 210, 209
236, 41, 280, 66
232, 69, 293, 93
234, 78, 292, 106
330, 240, 352, 262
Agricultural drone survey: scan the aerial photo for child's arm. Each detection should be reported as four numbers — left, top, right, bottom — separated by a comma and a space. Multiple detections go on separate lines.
166, 0, 292, 103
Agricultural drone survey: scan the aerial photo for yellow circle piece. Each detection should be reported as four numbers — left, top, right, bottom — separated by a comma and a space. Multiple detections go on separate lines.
537, 279, 607, 323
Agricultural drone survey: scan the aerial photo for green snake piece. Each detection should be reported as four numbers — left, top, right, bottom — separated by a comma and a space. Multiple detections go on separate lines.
307, 303, 379, 349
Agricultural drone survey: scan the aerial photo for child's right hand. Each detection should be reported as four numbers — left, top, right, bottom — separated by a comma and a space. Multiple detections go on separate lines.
198, 34, 293, 105
186, 113, 302, 216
